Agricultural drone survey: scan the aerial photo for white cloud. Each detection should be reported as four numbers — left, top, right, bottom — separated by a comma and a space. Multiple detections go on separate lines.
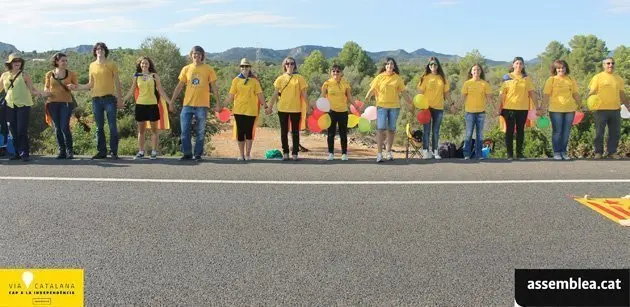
607, 0, 630, 12
167, 11, 332, 31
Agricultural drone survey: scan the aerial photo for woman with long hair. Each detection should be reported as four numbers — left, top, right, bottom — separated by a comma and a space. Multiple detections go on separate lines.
43, 52, 78, 159
223, 58, 265, 161
123, 56, 172, 160
461, 64, 493, 160
499, 56, 540, 160
365, 57, 413, 163
417, 56, 450, 160
543, 60, 580, 160
265, 56, 309, 161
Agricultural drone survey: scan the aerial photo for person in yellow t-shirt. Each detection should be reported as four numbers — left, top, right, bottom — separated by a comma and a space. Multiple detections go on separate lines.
365, 57, 413, 163
461, 64, 493, 160
43, 52, 79, 159
320, 64, 360, 161
170, 46, 221, 161
587, 57, 630, 159
222, 58, 265, 161
265, 56, 309, 161
72, 42, 124, 159
417, 57, 450, 160
542, 60, 581, 161
123, 56, 172, 161
499, 56, 540, 160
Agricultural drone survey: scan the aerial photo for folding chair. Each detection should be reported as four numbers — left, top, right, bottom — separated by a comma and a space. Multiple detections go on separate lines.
405, 123, 423, 161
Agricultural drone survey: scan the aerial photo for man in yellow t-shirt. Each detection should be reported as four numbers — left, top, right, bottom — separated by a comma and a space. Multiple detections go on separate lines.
588, 57, 629, 159
170, 46, 221, 161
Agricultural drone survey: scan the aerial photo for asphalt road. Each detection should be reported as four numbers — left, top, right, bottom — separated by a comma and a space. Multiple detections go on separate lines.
1, 156, 629, 306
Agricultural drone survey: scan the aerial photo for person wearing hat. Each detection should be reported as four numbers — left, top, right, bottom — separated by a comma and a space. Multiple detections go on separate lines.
0, 53, 43, 161
222, 58, 265, 161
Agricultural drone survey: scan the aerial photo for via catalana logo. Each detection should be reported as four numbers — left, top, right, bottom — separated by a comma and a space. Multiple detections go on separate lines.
0, 269, 84, 307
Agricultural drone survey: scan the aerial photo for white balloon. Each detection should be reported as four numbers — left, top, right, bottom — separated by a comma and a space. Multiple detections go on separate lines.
316, 98, 331, 112
621, 105, 630, 119
362, 106, 377, 121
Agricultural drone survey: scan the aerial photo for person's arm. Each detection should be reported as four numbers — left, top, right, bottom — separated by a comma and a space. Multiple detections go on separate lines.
113, 71, 123, 109
23, 73, 42, 97
43, 72, 52, 98
621, 90, 629, 109
266, 88, 279, 114
154, 74, 171, 105
211, 81, 221, 112
0, 74, 4, 92
301, 89, 311, 112
170, 81, 185, 106
74, 74, 93, 91
123, 77, 136, 103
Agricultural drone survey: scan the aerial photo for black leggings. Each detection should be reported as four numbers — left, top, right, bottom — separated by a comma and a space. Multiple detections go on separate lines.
328, 111, 348, 154
278, 112, 301, 155
234, 114, 256, 141
501, 109, 528, 157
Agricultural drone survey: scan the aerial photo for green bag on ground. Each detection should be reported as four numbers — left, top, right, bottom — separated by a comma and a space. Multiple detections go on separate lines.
265, 149, 283, 159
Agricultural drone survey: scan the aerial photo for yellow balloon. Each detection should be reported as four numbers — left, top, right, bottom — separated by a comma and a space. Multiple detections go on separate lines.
413, 94, 428, 109
587, 95, 601, 111
318, 114, 331, 130
347, 114, 360, 128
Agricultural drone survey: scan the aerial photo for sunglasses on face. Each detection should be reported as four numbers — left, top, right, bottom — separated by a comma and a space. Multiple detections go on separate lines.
240, 65, 250, 68
285, 62, 295, 66
332, 70, 341, 73
605, 62, 615, 66
429, 63, 437, 66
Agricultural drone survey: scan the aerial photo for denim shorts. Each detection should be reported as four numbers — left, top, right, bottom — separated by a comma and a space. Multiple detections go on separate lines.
376, 107, 400, 131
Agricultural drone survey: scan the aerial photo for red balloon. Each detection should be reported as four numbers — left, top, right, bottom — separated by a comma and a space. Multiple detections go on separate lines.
354, 100, 364, 108
311, 108, 325, 120
307, 115, 322, 133
417, 109, 431, 124
573, 111, 584, 125
350, 104, 361, 117
216, 108, 232, 122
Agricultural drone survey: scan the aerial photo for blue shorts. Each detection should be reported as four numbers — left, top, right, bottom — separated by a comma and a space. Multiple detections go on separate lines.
376, 107, 400, 131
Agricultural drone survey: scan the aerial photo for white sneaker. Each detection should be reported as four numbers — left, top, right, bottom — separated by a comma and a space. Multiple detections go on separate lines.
433, 149, 442, 160
422, 149, 432, 160
283, 153, 289, 161
237, 156, 244, 161
376, 153, 383, 163
386, 151, 393, 161
327, 153, 334, 161
245, 156, 251, 161
553, 153, 562, 160
341, 154, 348, 161
561, 153, 571, 160
292, 154, 298, 161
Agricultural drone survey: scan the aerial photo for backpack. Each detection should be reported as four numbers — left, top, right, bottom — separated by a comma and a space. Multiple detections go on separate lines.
412, 129, 423, 142
456, 139, 477, 158
438, 142, 457, 159
265, 149, 283, 160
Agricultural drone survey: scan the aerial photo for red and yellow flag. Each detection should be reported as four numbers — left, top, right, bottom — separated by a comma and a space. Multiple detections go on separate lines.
573, 197, 630, 226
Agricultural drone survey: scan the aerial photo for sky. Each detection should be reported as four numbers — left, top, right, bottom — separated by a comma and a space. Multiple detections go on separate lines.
0, 0, 628, 62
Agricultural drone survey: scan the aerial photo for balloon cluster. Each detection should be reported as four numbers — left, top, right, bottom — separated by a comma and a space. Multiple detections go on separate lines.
307, 98, 376, 133
413, 94, 431, 124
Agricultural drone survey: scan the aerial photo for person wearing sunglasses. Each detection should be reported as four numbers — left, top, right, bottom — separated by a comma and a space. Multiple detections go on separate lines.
542, 60, 581, 161
417, 57, 450, 160
587, 57, 629, 159
365, 57, 413, 163
499, 56, 540, 160
223, 58, 265, 161
265, 56, 308, 161
320, 64, 360, 161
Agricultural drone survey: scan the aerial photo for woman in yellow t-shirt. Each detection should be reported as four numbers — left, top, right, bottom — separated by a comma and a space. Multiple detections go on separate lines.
417, 57, 450, 160
499, 56, 540, 160
123, 56, 171, 160
365, 57, 413, 163
265, 56, 309, 161
461, 64, 493, 160
543, 60, 581, 161
223, 58, 265, 161
320, 64, 360, 161
43, 52, 79, 159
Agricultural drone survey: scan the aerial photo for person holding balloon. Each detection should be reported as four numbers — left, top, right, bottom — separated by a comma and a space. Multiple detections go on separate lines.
587, 57, 629, 160
499, 56, 540, 160
461, 64, 492, 160
365, 57, 413, 163
265, 56, 309, 161
320, 64, 360, 161
417, 57, 450, 160
222, 58, 265, 161
542, 60, 581, 161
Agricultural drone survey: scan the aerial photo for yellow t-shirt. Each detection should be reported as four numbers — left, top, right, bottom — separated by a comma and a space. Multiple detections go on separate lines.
89, 59, 119, 97
229, 76, 263, 117
461, 79, 491, 113
500, 73, 534, 110
543, 75, 578, 112
273, 73, 307, 113
135, 74, 158, 105
178, 63, 217, 108
417, 74, 450, 110
44, 70, 78, 103
369, 73, 405, 108
588, 72, 624, 110
322, 78, 351, 112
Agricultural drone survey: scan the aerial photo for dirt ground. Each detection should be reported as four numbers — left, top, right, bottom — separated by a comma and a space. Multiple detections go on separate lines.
209, 127, 411, 160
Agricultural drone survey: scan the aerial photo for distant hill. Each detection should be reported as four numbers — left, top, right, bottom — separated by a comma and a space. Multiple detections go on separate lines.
0, 42, 19, 53
62, 45, 93, 54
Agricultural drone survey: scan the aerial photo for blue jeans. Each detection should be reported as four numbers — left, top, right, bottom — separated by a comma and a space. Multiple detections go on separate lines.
376, 107, 400, 131
48, 102, 73, 154
549, 111, 574, 154
464, 112, 485, 158
180, 106, 208, 156
5, 106, 30, 157
92, 95, 118, 155
423, 108, 444, 151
